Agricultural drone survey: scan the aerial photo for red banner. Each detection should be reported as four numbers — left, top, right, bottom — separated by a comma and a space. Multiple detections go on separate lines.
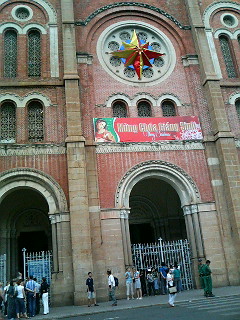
93, 116, 203, 143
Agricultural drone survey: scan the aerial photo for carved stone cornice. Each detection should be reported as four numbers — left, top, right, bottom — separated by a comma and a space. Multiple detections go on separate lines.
235, 139, 240, 148
75, 2, 191, 30
96, 141, 204, 154
0, 143, 66, 157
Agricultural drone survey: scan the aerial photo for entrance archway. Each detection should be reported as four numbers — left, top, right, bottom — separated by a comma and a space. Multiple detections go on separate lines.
129, 178, 187, 244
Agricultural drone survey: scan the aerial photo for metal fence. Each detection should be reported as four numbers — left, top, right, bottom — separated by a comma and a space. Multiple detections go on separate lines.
23, 249, 52, 285
0, 254, 6, 285
132, 239, 193, 290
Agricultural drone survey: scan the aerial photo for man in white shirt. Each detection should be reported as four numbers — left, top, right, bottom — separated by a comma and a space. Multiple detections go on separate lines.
107, 270, 117, 306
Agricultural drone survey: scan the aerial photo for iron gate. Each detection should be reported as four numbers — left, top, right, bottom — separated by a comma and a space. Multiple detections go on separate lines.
23, 249, 52, 285
132, 239, 193, 290
0, 254, 6, 285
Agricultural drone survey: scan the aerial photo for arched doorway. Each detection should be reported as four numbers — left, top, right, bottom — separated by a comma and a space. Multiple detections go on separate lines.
0, 188, 51, 278
129, 178, 187, 244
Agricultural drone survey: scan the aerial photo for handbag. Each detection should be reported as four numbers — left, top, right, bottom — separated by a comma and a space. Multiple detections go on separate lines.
168, 286, 177, 294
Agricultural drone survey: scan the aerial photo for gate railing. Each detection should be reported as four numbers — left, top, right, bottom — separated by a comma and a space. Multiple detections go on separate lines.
0, 254, 6, 285
23, 249, 52, 285
132, 239, 193, 290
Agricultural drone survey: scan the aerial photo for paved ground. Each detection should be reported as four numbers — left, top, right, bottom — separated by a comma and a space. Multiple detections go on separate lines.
34, 286, 240, 320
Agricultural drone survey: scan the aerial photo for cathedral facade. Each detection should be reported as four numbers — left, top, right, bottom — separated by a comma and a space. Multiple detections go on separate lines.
0, 0, 240, 305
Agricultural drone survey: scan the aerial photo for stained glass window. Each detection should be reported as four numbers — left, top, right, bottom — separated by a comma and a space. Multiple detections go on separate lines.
219, 35, 237, 78
4, 30, 17, 78
0, 102, 16, 142
137, 101, 152, 117
112, 101, 127, 117
236, 99, 240, 121
28, 30, 41, 77
162, 101, 176, 117
28, 101, 44, 142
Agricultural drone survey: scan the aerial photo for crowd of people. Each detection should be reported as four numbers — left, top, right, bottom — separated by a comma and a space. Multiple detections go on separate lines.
0, 274, 50, 320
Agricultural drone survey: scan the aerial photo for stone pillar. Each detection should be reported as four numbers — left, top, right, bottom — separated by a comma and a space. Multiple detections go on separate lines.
185, 0, 240, 285
120, 209, 133, 267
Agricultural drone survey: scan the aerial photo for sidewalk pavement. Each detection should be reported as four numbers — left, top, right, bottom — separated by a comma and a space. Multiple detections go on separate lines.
35, 286, 240, 320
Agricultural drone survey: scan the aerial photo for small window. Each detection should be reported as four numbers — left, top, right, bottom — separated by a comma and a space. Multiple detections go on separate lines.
137, 101, 152, 117
236, 99, 240, 121
219, 35, 237, 78
4, 30, 18, 78
112, 101, 127, 117
28, 30, 41, 77
162, 101, 176, 117
28, 101, 44, 142
0, 102, 16, 143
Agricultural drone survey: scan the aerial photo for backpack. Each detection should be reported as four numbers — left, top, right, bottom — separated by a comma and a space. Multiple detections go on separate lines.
114, 277, 119, 287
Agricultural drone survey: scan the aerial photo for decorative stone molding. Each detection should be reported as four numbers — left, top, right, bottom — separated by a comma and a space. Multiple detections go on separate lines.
49, 212, 70, 224
0, 23, 23, 34
132, 93, 157, 107
76, 53, 93, 64
157, 94, 182, 107
0, 144, 66, 157
11, 5, 33, 22
0, 92, 52, 108
0, 168, 68, 214
229, 92, 240, 104
214, 29, 233, 39
22, 24, 47, 35
75, 2, 191, 30
235, 139, 240, 148
181, 55, 199, 67
96, 141, 204, 154
116, 160, 201, 209
105, 93, 132, 108
120, 209, 130, 219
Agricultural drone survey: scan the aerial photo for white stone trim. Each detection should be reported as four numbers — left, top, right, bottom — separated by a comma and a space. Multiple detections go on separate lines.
11, 5, 33, 22
115, 160, 201, 208
235, 139, 240, 148
214, 29, 234, 39
233, 30, 240, 39
211, 179, 223, 186
205, 30, 222, 79
182, 55, 199, 67
106, 94, 132, 108
0, 93, 52, 108
156, 94, 182, 106
229, 92, 240, 104
220, 13, 239, 28
132, 94, 156, 107
207, 157, 219, 166
0, 144, 66, 156
0, 23, 22, 34
203, 1, 240, 29
49, 25, 59, 77
0, 0, 57, 24
22, 24, 47, 34
96, 141, 204, 154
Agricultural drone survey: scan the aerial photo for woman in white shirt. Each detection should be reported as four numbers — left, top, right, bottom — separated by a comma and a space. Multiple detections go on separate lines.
16, 280, 28, 319
166, 268, 177, 307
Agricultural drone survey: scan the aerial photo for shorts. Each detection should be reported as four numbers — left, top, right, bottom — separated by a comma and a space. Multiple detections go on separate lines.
88, 291, 95, 299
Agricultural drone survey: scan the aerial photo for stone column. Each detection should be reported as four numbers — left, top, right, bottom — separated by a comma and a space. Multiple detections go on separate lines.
185, 0, 240, 285
120, 209, 133, 267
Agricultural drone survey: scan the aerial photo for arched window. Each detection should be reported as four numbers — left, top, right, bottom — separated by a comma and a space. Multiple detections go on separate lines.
112, 101, 127, 117
162, 101, 176, 117
219, 35, 237, 78
137, 101, 152, 117
236, 99, 240, 121
4, 30, 18, 78
0, 102, 16, 142
28, 30, 41, 77
28, 101, 44, 142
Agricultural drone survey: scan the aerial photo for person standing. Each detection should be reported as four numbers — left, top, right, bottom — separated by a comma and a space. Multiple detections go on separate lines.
40, 277, 49, 315
3, 282, 9, 317
6, 281, 16, 320
133, 268, 142, 299
166, 268, 177, 307
33, 278, 40, 315
25, 276, 36, 317
86, 272, 99, 307
202, 260, 215, 297
173, 263, 181, 293
125, 267, 134, 300
146, 270, 154, 296
15, 280, 28, 319
107, 270, 117, 306
159, 262, 167, 295
198, 258, 205, 292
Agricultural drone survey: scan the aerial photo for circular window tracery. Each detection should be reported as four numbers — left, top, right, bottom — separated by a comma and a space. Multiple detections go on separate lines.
97, 21, 176, 86
12, 5, 33, 22
221, 13, 238, 28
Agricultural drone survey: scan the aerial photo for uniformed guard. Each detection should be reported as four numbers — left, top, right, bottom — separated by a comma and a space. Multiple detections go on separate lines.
198, 258, 205, 291
202, 259, 215, 297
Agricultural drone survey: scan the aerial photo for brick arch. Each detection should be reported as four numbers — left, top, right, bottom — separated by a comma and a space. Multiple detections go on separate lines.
115, 160, 200, 208
0, 168, 68, 214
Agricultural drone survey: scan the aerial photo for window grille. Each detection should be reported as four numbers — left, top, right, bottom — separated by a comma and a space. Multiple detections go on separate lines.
236, 99, 240, 121
28, 30, 41, 77
113, 102, 127, 117
137, 101, 152, 117
162, 101, 176, 117
4, 30, 17, 78
0, 102, 16, 142
219, 36, 237, 78
28, 101, 44, 142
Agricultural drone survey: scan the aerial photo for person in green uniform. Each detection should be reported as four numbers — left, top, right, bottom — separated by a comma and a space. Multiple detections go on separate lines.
198, 258, 205, 291
202, 260, 215, 297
